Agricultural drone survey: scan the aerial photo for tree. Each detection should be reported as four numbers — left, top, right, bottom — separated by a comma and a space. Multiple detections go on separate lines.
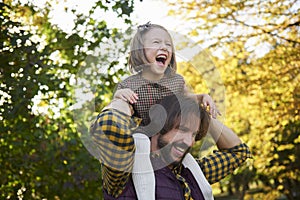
167, 0, 300, 199
0, 0, 135, 199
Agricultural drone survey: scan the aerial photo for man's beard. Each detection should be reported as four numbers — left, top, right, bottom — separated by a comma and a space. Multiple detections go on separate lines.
157, 134, 191, 167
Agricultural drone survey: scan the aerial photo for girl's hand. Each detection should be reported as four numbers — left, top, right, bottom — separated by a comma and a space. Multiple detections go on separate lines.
198, 94, 221, 118
114, 88, 138, 104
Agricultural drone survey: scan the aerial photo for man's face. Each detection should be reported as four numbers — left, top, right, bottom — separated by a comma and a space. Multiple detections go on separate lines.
157, 114, 200, 166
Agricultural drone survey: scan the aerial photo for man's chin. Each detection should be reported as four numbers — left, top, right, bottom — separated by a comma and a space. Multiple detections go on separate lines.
173, 150, 190, 166
169, 155, 186, 167
170, 160, 181, 167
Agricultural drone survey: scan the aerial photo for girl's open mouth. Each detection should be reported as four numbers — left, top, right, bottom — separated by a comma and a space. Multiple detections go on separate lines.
156, 54, 167, 65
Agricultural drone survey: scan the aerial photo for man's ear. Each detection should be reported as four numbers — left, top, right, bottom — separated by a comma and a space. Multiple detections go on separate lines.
149, 133, 160, 152
141, 104, 167, 137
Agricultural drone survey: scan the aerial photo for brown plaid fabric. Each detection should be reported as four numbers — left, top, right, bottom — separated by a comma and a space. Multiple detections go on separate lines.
117, 73, 185, 126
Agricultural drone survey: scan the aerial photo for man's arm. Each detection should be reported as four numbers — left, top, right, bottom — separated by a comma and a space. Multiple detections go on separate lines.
90, 99, 138, 197
197, 118, 252, 184
209, 118, 242, 149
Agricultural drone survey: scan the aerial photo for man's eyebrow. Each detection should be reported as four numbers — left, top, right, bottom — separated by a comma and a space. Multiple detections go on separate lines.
178, 125, 190, 132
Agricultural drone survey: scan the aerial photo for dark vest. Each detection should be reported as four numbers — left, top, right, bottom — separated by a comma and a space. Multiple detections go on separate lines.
103, 157, 205, 200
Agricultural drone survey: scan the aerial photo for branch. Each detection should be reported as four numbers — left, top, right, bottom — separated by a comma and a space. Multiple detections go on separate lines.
230, 14, 300, 45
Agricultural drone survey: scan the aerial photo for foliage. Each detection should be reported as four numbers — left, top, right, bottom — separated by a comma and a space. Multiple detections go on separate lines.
2, 0, 299, 199
0, 0, 134, 199
168, 0, 300, 199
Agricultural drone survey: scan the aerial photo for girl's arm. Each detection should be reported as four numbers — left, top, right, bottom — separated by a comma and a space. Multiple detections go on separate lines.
183, 85, 220, 118
114, 88, 138, 104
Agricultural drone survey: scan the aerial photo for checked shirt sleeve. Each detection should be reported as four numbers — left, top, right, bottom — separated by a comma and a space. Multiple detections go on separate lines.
197, 143, 252, 184
90, 109, 140, 197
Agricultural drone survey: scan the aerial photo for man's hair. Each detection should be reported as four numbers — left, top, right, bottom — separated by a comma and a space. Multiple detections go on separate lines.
128, 22, 177, 75
151, 94, 210, 141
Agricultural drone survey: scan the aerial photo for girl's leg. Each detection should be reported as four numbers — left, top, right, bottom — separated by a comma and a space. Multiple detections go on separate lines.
132, 133, 155, 200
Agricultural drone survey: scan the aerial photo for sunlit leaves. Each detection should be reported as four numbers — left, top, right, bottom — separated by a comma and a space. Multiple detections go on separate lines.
1, 0, 134, 199
167, 0, 300, 199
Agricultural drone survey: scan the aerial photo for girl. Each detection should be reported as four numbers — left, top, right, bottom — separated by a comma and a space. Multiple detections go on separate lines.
114, 22, 219, 200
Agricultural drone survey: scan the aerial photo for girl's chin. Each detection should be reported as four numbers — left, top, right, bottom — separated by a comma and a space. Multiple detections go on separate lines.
156, 63, 165, 68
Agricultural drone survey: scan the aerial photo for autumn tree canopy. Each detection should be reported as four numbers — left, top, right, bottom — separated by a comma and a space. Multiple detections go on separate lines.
1, 0, 299, 199
167, 0, 300, 199
0, 0, 134, 199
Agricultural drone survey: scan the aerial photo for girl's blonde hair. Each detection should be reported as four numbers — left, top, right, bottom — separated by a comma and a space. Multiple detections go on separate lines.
128, 22, 177, 75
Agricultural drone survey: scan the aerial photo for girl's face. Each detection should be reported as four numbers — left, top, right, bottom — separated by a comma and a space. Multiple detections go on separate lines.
142, 28, 173, 81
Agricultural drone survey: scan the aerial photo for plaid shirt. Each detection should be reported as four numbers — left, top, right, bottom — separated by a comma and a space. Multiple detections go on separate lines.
117, 73, 185, 125
91, 109, 252, 198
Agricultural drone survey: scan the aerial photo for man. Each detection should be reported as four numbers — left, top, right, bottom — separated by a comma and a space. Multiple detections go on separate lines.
90, 94, 251, 199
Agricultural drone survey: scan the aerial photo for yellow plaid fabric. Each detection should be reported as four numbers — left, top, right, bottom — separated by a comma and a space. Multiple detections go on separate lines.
90, 109, 141, 197
197, 143, 252, 184
91, 109, 251, 198
173, 165, 194, 200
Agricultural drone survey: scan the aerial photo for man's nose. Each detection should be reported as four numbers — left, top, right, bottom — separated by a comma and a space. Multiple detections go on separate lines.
183, 133, 194, 147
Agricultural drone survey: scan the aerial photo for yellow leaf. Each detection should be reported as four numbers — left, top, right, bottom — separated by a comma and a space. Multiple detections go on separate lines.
190, 29, 199, 37
294, 135, 300, 143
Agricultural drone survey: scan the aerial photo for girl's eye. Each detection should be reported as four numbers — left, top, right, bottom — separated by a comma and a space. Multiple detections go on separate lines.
153, 41, 159, 44
166, 43, 172, 47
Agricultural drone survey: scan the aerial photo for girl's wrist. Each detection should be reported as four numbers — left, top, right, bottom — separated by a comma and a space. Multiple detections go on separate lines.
103, 99, 134, 116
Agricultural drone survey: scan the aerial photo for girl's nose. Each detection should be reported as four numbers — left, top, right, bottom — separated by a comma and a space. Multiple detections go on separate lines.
160, 43, 168, 51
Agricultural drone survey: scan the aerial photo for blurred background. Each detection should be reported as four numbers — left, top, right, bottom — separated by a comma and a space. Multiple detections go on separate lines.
1, 0, 299, 199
